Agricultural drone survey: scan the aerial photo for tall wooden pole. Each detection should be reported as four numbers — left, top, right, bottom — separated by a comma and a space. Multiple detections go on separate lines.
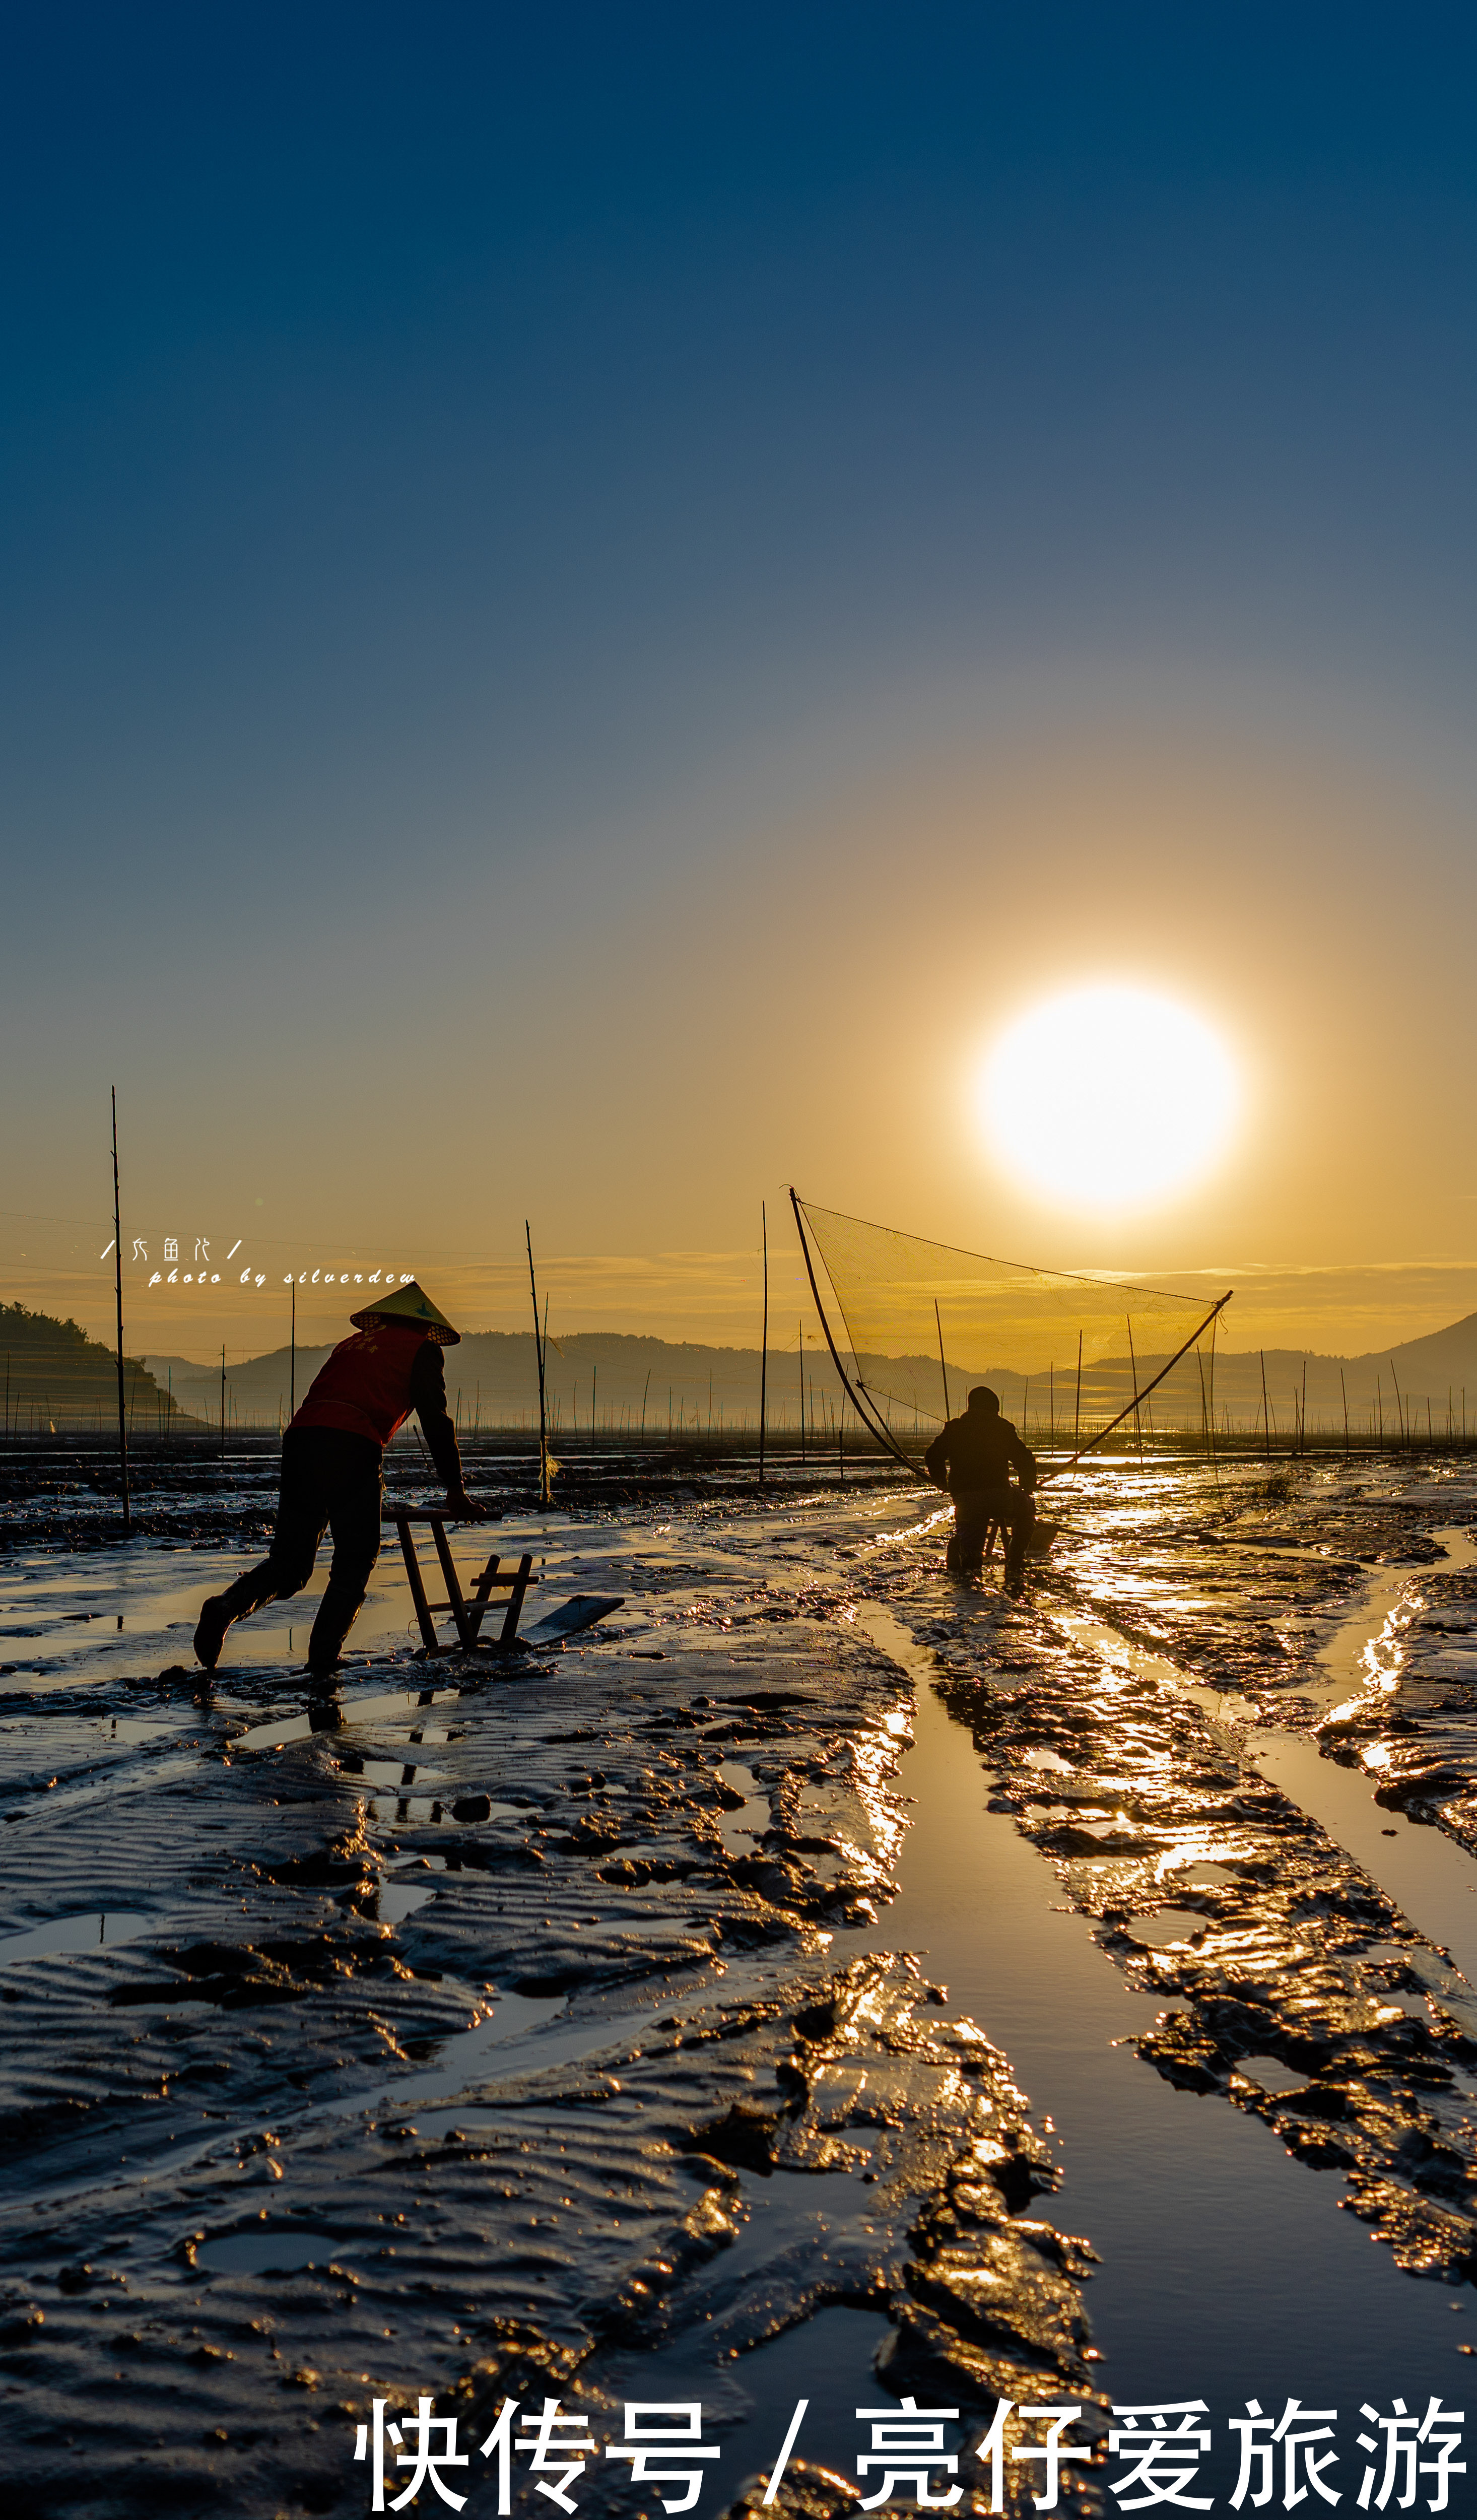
1199, 1310, 1215, 1472
526, 1221, 549, 1507
290, 1278, 296, 1420
798, 1318, 805, 1464
1074, 1330, 1082, 1449
758, 1202, 768, 1491
110, 1089, 131, 1534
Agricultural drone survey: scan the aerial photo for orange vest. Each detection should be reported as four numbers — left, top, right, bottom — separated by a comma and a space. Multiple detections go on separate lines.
292, 1325, 429, 1448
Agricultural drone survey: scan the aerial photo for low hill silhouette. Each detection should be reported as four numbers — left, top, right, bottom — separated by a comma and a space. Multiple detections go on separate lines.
0, 1304, 182, 1434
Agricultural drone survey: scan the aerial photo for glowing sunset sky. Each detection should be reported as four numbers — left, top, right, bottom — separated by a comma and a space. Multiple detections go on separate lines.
4, 6, 1477, 1359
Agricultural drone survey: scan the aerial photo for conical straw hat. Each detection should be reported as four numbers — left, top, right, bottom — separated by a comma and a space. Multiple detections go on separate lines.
349, 1280, 461, 1345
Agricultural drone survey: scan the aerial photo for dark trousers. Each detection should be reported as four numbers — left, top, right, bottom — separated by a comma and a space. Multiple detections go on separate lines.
948, 1486, 1035, 1578
217, 1426, 383, 1671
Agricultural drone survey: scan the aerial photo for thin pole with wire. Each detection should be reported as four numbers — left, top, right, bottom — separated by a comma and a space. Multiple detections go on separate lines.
110, 1088, 131, 1535
1126, 1316, 1144, 1465
798, 1319, 805, 1464
526, 1221, 550, 1507
759, 1202, 768, 1491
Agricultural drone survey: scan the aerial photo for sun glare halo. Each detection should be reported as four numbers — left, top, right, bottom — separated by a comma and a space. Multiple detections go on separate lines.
979, 985, 1239, 1212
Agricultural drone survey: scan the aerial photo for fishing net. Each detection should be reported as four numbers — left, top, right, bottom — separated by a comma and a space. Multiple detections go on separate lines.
793, 1195, 1229, 1457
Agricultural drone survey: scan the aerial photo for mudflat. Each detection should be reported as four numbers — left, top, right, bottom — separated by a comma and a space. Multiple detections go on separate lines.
2, 1447, 1474, 2512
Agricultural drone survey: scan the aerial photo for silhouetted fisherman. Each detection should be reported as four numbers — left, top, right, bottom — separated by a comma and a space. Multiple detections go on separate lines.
924, 1384, 1037, 1586
193, 1280, 489, 1677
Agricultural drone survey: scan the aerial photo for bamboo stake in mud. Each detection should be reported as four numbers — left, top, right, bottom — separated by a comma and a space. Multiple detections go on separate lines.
1126, 1316, 1144, 1464
1074, 1331, 1082, 1448
1259, 1351, 1271, 1460
1389, 1362, 1405, 1449
759, 1202, 769, 1491
1341, 1367, 1349, 1457
934, 1299, 949, 1423
798, 1319, 805, 1464
1301, 1361, 1308, 1457
220, 1346, 227, 1456
641, 1367, 651, 1446
110, 1088, 131, 1535
526, 1221, 550, 1507
290, 1279, 296, 1421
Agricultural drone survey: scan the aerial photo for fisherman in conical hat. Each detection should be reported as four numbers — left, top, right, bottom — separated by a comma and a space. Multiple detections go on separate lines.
193, 1280, 489, 1677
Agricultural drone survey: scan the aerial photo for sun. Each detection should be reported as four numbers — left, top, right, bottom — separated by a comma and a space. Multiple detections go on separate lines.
978, 984, 1239, 1212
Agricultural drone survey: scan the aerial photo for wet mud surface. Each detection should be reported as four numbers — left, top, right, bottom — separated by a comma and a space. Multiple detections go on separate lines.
2, 1450, 1476, 2510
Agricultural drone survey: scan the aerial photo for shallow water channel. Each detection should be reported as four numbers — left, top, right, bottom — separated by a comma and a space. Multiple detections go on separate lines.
844, 1606, 1465, 2431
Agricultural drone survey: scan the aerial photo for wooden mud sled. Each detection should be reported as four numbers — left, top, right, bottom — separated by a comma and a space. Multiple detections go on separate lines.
384, 1506, 623, 1657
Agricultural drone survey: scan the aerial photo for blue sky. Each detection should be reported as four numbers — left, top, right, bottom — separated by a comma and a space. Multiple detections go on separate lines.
6, 5, 1477, 1350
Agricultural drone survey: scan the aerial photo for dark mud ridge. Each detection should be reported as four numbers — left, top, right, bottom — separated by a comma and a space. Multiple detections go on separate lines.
0, 1624, 1100, 2517
0, 1436, 898, 1552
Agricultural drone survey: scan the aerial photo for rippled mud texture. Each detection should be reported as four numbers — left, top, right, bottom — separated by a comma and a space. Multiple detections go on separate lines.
0, 1619, 1100, 2517
1319, 1557, 1477, 1851
1037, 1453, 1454, 1706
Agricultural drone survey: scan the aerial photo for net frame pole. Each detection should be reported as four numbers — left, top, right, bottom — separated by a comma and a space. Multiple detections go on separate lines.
1038, 1291, 1233, 1484
933, 1299, 950, 1422
789, 1189, 914, 1471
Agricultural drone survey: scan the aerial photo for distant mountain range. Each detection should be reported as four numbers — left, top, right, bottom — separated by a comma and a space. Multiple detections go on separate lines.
8, 1298, 1477, 1438
147, 1309, 1477, 1439
145, 1331, 845, 1435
